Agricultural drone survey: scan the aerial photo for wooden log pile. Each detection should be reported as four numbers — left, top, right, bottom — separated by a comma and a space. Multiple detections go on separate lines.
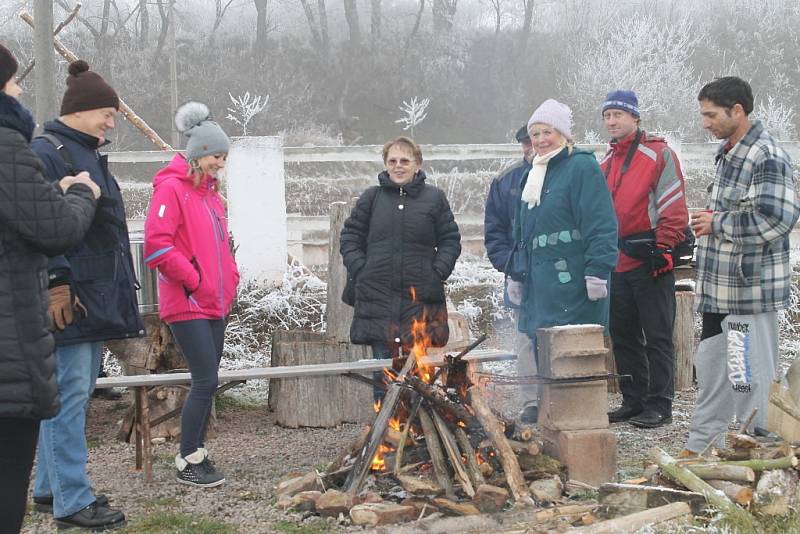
274, 335, 594, 527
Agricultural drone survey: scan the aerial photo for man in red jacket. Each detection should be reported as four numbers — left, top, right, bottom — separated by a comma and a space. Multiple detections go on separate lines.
600, 90, 689, 428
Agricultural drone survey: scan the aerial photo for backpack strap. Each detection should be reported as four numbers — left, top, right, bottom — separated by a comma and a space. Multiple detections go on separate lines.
35, 133, 76, 174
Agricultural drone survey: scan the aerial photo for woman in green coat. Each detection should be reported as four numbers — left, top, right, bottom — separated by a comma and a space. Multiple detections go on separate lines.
511, 99, 618, 341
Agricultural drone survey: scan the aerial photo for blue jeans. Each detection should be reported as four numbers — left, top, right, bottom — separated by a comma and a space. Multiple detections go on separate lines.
33, 341, 103, 518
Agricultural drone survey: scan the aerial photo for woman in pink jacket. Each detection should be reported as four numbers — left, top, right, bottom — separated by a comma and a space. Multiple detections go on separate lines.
144, 102, 239, 488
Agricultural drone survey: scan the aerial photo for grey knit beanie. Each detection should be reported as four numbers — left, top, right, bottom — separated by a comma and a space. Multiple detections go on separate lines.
174, 101, 230, 160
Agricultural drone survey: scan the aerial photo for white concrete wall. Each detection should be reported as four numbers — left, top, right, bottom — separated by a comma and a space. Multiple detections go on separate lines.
226, 136, 287, 285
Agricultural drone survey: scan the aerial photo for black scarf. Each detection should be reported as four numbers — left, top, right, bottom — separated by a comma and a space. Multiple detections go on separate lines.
0, 92, 36, 142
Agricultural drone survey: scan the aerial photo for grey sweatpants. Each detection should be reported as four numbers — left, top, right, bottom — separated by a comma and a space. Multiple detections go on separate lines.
515, 311, 539, 405
686, 312, 779, 452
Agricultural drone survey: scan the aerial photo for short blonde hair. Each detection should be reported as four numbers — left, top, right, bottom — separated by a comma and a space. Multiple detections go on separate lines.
382, 136, 423, 164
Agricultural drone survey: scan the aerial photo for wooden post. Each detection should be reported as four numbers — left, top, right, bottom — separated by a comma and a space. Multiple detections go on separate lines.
673, 291, 695, 390
326, 200, 355, 341
32, 0, 56, 129
139, 387, 153, 482
134, 387, 143, 470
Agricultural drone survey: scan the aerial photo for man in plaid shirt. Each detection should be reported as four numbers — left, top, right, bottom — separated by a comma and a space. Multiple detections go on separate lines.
684, 77, 799, 454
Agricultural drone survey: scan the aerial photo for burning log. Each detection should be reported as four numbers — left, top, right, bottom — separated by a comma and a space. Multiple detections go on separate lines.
405, 375, 475, 427
344, 355, 417, 495
468, 386, 533, 506
432, 410, 475, 497
454, 427, 486, 489
393, 396, 421, 476
418, 406, 455, 497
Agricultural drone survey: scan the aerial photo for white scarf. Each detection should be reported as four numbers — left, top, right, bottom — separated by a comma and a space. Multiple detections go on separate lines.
521, 145, 565, 208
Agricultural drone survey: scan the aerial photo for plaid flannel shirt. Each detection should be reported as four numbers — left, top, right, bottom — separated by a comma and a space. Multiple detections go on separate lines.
696, 120, 799, 314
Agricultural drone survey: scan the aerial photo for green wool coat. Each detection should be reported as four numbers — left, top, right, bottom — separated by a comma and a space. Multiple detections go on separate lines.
514, 147, 618, 337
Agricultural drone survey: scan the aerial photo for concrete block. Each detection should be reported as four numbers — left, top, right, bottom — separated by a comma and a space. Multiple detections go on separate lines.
542, 428, 617, 486
537, 325, 608, 378
539, 380, 609, 430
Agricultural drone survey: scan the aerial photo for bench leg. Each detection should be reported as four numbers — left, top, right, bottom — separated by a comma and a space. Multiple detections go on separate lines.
134, 387, 143, 470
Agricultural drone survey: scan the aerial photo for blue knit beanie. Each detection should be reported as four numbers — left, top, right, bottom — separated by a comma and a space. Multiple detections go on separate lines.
602, 90, 640, 118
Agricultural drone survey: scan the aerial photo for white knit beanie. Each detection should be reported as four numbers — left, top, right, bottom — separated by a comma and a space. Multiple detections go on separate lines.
527, 99, 573, 141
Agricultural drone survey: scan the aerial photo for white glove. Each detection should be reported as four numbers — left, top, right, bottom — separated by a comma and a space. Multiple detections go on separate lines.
507, 278, 523, 306
585, 276, 607, 301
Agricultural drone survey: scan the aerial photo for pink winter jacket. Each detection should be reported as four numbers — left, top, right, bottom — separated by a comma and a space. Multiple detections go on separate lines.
144, 154, 239, 323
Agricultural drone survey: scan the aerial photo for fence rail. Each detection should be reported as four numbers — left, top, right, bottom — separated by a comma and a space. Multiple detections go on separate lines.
106, 142, 800, 165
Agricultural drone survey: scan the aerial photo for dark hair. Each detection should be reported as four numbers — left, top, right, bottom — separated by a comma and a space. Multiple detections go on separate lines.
382, 136, 423, 164
698, 77, 754, 115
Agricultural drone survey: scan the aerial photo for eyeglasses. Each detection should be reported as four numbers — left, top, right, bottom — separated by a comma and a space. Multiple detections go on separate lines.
386, 158, 415, 167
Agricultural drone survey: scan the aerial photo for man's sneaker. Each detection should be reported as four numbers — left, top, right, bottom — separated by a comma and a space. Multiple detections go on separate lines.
176, 449, 225, 487
33, 494, 109, 514
629, 409, 673, 428
608, 404, 642, 423
518, 404, 539, 424
54, 502, 125, 531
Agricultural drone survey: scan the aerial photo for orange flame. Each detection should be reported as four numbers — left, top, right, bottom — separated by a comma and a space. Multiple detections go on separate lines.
371, 444, 392, 471
373, 399, 381, 413
475, 452, 485, 465
409, 312, 434, 381
389, 418, 401, 431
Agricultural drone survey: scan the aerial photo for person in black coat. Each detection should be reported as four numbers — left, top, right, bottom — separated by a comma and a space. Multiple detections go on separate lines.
341, 136, 461, 400
0, 44, 99, 534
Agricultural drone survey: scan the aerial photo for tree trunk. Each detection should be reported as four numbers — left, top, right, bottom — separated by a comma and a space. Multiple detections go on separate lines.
370, 0, 381, 44
343, 0, 361, 47
316, 0, 329, 51
253, 0, 269, 63
138, 0, 149, 48
518, 0, 535, 55
33, 0, 57, 129
432, 0, 456, 32
326, 201, 355, 342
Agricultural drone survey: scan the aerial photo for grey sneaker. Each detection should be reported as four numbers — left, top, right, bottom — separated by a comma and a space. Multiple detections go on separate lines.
176, 449, 225, 487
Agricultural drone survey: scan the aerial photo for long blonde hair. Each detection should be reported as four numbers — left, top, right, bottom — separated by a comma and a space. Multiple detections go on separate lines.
187, 158, 217, 190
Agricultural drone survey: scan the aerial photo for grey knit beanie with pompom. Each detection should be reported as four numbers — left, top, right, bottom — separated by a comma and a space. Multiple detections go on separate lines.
174, 101, 230, 160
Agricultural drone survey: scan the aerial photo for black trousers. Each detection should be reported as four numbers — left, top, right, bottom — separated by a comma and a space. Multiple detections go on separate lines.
0, 417, 39, 533
610, 266, 676, 415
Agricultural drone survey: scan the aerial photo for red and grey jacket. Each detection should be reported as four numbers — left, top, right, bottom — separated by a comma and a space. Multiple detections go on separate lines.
599, 129, 689, 273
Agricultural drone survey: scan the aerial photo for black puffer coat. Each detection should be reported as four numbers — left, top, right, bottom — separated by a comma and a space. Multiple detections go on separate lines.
341, 170, 461, 348
0, 93, 97, 420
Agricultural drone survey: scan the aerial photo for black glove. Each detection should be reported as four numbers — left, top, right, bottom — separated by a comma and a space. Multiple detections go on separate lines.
649, 246, 674, 278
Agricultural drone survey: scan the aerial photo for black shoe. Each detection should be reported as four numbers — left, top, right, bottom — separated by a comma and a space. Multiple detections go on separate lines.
608, 404, 642, 423
518, 404, 539, 424
34, 494, 109, 515
92, 388, 122, 400
629, 409, 673, 428
54, 502, 125, 531
176, 450, 226, 487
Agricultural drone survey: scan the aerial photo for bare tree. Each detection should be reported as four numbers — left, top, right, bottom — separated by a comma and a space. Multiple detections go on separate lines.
298, 0, 329, 56
432, 0, 456, 32
138, 0, 149, 48
370, 0, 381, 45
253, 0, 270, 61
517, 0, 534, 54
343, 0, 361, 47
484, 0, 504, 36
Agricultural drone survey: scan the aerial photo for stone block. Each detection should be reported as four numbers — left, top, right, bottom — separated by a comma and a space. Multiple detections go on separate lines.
536, 325, 607, 378
542, 428, 617, 486
350, 503, 417, 526
538, 381, 609, 430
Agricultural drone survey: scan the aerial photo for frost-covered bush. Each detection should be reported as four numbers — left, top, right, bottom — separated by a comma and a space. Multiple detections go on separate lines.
223, 257, 327, 368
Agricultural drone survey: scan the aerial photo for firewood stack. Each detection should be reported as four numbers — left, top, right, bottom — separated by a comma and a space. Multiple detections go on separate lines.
273, 333, 583, 527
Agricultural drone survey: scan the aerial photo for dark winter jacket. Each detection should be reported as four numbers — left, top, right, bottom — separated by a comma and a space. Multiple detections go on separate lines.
0, 93, 97, 419
516, 147, 618, 336
340, 170, 461, 348
484, 158, 532, 272
31, 120, 144, 346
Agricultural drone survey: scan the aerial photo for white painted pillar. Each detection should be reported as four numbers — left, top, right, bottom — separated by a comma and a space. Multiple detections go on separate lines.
226, 136, 287, 285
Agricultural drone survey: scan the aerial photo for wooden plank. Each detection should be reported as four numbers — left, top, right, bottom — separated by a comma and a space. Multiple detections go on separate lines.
673, 291, 695, 391
95, 349, 517, 388
598, 483, 707, 516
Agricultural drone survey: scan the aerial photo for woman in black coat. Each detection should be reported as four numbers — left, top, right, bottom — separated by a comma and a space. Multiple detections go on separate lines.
340, 136, 461, 399
0, 44, 99, 533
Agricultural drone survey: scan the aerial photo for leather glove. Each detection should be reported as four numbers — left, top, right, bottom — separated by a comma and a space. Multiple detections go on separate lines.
650, 246, 674, 278
48, 285, 75, 331
507, 278, 523, 306
585, 276, 608, 301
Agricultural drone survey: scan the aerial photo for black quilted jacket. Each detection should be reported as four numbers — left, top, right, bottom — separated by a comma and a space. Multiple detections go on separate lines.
340, 170, 461, 348
0, 93, 97, 419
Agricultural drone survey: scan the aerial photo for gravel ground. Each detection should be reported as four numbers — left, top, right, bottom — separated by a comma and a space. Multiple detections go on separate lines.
22, 380, 700, 534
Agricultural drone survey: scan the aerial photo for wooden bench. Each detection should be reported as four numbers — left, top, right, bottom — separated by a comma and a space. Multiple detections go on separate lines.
94, 349, 516, 482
